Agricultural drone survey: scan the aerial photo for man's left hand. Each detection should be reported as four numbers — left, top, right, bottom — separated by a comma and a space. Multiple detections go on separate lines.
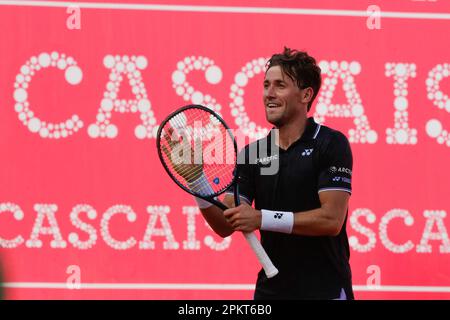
223, 203, 261, 232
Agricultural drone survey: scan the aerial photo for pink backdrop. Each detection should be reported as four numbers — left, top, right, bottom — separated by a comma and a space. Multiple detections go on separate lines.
0, 0, 449, 299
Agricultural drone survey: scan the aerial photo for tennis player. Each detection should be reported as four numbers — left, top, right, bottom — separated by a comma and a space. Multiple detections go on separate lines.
182, 47, 354, 300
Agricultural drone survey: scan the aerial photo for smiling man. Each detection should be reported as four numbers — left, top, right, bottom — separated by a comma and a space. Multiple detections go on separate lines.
223, 47, 354, 300
189, 47, 354, 299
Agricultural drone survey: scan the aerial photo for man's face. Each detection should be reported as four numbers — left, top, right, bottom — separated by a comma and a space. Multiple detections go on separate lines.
263, 66, 303, 127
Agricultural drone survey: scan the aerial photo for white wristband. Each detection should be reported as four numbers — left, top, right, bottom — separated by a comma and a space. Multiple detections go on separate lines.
260, 209, 294, 234
187, 174, 215, 209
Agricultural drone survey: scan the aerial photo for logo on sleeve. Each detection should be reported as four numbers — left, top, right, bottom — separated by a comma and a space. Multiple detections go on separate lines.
329, 166, 352, 176
332, 176, 352, 184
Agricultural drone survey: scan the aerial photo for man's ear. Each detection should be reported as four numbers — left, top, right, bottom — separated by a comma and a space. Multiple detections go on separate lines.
301, 87, 314, 104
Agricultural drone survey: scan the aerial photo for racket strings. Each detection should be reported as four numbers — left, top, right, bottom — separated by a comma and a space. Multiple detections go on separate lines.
159, 107, 236, 196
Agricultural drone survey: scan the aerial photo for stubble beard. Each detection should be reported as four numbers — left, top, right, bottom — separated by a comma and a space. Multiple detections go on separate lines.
266, 106, 288, 128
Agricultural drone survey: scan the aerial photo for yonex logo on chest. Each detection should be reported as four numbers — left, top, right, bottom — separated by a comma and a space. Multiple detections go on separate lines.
301, 148, 314, 156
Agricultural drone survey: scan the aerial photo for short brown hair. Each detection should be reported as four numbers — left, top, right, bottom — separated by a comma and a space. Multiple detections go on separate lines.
266, 47, 322, 112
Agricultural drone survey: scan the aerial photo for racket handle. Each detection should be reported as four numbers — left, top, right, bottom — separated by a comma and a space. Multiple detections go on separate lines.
243, 232, 279, 278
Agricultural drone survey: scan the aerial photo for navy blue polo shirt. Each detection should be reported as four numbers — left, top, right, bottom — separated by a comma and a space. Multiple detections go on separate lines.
227, 117, 354, 299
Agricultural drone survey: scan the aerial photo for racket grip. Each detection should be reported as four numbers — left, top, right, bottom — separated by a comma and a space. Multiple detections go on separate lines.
243, 232, 279, 278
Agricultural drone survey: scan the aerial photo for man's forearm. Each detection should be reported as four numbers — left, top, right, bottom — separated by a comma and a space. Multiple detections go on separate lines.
200, 204, 234, 238
291, 207, 344, 236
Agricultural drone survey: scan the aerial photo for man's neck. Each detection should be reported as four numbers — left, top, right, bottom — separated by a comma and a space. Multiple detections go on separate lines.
276, 116, 308, 150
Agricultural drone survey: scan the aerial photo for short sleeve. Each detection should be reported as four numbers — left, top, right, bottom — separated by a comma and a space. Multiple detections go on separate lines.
317, 131, 353, 195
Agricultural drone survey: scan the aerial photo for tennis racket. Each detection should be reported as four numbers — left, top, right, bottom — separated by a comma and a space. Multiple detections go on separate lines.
156, 104, 278, 278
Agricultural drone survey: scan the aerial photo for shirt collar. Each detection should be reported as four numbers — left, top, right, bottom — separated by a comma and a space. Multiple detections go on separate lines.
300, 117, 321, 141
267, 117, 320, 143
264, 117, 321, 152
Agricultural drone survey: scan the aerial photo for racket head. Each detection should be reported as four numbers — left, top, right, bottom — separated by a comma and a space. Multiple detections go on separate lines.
156, 104, 238, 199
